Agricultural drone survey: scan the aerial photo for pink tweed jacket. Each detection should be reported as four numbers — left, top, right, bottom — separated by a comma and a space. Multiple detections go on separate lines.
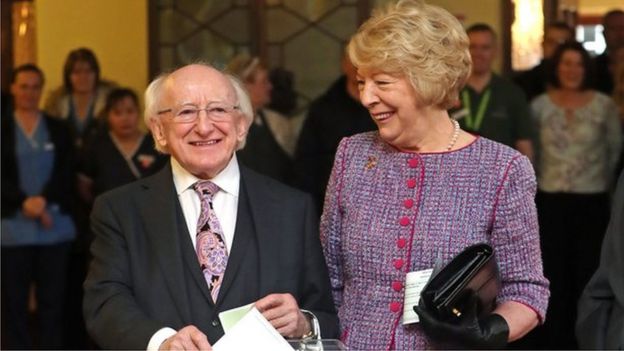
320, 132, 549, 350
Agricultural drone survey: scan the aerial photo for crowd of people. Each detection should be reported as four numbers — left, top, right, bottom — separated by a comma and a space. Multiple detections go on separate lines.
2, 0, 624, 349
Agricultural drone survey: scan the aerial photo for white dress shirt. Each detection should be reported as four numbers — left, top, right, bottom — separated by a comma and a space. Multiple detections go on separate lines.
147, 155, 241, 351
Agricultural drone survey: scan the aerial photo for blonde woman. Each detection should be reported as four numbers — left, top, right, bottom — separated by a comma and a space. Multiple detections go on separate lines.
320, 0, 549, 349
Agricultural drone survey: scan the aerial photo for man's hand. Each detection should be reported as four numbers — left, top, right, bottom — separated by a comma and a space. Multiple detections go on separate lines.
159, 326, 211, 351
255, 293, 310, 338
22, 196, 46, 219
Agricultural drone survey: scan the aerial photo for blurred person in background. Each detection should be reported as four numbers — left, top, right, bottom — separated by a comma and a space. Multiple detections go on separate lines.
594, 10, 624, 94
226, 55, 298, 184
611, 46, 624, 175
514, 22, 575, 102
78, 88, 167, 202
531, 41, 622, 349
294, 52, 376, 213
1, 64, 76, 349
44, 46, 114, 349
576, 169, 624, 350
45, 47, 114, 147
452, 23, 534, 161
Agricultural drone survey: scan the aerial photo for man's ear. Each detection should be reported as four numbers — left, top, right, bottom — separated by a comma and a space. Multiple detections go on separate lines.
236, 114, 251, 142
150, 118, 168, 149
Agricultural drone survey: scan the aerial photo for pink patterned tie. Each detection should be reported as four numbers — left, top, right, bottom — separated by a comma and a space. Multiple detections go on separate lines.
193, 181, 228, 302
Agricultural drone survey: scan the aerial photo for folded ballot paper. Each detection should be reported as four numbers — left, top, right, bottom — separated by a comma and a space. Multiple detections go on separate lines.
213, 304, 293, 350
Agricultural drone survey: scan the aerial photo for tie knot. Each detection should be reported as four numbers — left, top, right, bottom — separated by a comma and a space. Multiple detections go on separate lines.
193, 180, 220, 199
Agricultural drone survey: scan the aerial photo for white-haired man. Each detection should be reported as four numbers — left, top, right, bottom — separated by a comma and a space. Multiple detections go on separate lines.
83, 64, 338, 350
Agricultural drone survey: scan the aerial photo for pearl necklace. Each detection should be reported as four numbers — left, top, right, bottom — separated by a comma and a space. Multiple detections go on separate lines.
446, 118, 460, 151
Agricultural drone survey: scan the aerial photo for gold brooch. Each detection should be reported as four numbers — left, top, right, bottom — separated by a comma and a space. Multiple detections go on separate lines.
365, 156, 377, 170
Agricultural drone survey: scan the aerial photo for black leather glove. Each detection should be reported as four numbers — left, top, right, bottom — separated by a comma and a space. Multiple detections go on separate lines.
413, 293, 509, 349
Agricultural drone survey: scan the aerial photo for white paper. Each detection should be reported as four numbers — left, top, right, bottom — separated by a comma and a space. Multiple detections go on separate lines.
218, 303, 254, 333
212, 307, 293, 351
402, 268, 434, 325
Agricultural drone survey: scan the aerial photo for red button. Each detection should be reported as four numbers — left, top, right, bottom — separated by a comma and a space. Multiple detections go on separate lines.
408, 158, 418, 168
394, 259, 404, 269
397, 238, 407, 248
404, 199, 414, 208
392, 281, 403, 292
399, 217, 410, 226
407, 179, 416, 188
390, 302, 401, 312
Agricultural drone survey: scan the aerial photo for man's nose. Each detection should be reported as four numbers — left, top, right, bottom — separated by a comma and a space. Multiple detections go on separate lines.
194, 111, 215, 134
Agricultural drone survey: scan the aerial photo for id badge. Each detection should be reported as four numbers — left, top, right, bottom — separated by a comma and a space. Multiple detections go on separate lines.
402, 268, 433, 324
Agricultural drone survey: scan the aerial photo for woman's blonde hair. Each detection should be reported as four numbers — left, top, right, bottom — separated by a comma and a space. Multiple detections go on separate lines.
348, 0, 471, 109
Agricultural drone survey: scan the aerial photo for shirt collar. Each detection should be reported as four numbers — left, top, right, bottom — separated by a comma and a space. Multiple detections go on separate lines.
171, 154, 240, 197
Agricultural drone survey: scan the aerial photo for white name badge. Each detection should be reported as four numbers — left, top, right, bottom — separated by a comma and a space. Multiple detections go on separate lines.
402, 268, 433, 325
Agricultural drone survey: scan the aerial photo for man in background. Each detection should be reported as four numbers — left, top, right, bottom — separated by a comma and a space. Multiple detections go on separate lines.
452, 23, 534, 161
514, 22, 574, 101
294, 54, 376, 212
595, 10, 624, 94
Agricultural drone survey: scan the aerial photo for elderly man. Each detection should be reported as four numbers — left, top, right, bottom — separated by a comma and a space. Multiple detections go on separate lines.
83, 64, 338, 350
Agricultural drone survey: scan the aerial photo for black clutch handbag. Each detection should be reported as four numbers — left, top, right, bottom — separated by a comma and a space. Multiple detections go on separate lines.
419, 243, 501, 323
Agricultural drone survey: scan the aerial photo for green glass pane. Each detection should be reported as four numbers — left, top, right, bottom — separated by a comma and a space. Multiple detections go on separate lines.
159, 47, 176, 72
267, 44, 282, 69
157, 0, 174, 7
178, 0, 233, 22
317, 6, 358, 41
284, 28, 341, 100
266, 7, 307, 43
211, 8, 250, 44
159, 9, 199, 44
283, 0, 340, 22
178, 30, 237, 68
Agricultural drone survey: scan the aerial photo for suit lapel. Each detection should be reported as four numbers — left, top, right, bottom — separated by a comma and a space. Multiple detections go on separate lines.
139, 164, 195, 321
215, 170, 254, 305
239, 168, 281, 296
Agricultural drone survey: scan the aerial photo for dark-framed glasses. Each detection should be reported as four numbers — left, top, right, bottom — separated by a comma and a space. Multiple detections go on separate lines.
157, 102, 240, 123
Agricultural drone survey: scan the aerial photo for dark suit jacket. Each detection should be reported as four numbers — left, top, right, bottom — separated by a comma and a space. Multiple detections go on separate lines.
576, 170, 624, 349
83, 163, 338, 349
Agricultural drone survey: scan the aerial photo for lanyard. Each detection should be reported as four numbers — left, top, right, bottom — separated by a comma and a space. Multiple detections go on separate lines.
461, 88, 491, 131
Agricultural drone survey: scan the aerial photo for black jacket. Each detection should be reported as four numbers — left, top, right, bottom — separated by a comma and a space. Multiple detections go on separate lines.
83, 164, 339, 349
294, 76, 376, 212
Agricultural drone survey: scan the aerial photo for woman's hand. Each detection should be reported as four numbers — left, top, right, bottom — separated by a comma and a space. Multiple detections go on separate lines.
413, 293, 510, 349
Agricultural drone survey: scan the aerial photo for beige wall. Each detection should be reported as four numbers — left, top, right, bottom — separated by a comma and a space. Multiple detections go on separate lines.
36, 0, 148, 105
579, 0, 623, 16
373, 0, 503, 71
